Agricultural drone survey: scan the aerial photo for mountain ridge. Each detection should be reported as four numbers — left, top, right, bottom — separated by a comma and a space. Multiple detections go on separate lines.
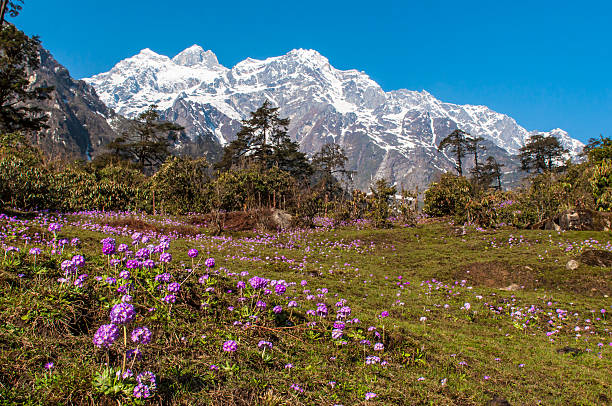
81, 44, 584, 189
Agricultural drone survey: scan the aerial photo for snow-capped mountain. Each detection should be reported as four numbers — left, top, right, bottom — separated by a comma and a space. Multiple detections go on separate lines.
85, 45, 583, 189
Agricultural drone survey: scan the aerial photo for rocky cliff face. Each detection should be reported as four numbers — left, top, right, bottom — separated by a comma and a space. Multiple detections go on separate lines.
30, 47, 124, 160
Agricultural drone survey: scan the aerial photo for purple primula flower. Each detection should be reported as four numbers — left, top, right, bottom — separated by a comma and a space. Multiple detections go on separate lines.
117, 243, 129, 253
126, 259, 140, 269
93, 323, 119, 348
131, 326, 153, 345
275, 284, 287, 295
109, 303, 135, 325
48, 223, 61, 233
223, 340, 237, 352
188, 248, 199, 258
205, 257, 215, 268
159, 252, 172, 263
273, 305, 283, 314
168, 282, 181, 293
71, 255, 85, 268
119, 270, 131, 280
257, 340, 273, 350
102, 241, 115, 256
29, 247, 42, 255
162, 294, 176, 304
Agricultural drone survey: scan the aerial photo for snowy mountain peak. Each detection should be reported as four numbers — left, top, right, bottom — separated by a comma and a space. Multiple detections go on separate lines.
85, 46, 584, 190
286, 48, 329, 65
172, 44, 223, 68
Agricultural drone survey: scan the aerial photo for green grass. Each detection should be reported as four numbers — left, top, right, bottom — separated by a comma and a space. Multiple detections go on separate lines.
0, 213, 610, 405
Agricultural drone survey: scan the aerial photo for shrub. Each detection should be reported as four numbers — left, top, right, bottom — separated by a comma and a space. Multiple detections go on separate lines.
423, 174, 472, 217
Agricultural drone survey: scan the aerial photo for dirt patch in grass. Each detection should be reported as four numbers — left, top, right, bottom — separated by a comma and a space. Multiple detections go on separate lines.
104, 217, 203, 236
455, 261, 537, 289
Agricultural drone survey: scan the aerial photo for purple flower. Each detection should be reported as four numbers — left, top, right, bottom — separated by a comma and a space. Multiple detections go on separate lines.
288, 300, 298, 308
48, 223, 61, 233
133, 383, 151, 399
365, 392, 377, 400
70, 237, 80, 246
136, 248, 150, 260
199, 274, 209, 284
155, 273, 171, 283
72, 255, 85, 268
379, 311, 389, 318
168, 282, 181, 293
273, 305, 283, 314
205, 257, 215, 268
188, 248, 199, 258
223, 340, 237, 352
44, 362, 54, 370
256, 300, 267, 310
162, 294, 176, 304
159, 252, 172, 263
237, 281, 246, 289
137, 370, 157, 388
365, 355, 380, 365
109, 303, 136, 325
102, 242, 115, 256
249, 276, 269, 290
117, 243, 129, 253
131, 326, 153, 345
331, 329, 343, 340
119, 270, 131, 280
93, 323, 119, 348
374, 342, 384, 351
275, 284, 287, 295
29, 247, 41, 255
257, 340, 273, 350
126, 259, 140, 269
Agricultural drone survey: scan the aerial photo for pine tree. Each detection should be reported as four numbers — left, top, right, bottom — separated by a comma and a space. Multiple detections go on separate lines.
216, 100, 311, 179
482, 156, 504, 190
105, 105, 183, 173
438, 129, 470, 176
519, 133, 568, 173
0, 24, 53, 134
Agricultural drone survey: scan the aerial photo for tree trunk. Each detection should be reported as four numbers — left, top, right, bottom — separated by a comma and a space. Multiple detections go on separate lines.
0, 0, 8, 26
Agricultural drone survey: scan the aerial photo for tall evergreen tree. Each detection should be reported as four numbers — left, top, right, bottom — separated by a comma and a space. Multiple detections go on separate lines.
216, 100, 311, 179
312, 142, 352, 194
105, 105, 183, 173
438, 129, 470, 176
482, 156, 504, 190
519, 133, 568, 173
0, 24, 53, 134
466, 136, 485, 168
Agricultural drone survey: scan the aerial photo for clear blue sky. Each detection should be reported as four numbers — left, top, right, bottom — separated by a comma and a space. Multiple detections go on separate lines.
13, 0, 611, 143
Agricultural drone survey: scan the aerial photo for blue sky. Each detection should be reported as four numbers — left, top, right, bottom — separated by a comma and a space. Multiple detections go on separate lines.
13, 0, 611, 143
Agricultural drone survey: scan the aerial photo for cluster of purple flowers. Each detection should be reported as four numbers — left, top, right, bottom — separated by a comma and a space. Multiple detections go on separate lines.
133, 371, 156, 399
249, 276, 269, 290
204, 257, 215, 268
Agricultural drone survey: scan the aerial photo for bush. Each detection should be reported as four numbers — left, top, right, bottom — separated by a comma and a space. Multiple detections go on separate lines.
424, 174, 472, 217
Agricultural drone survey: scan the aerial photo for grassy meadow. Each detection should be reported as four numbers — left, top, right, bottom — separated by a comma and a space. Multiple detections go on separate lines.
0, 211, 610, 405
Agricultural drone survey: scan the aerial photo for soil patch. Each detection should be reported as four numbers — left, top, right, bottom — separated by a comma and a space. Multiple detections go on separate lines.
455, 261, 536, 289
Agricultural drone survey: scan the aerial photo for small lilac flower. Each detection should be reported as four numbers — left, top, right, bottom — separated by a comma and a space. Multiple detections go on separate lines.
379, 310, 389, 318
159, 252, 172, 263
257, 340, 273, 350
256, 300, 267, 310
71, 255, 85, 268
275, 283, 287, 295
188, 249, 199, 258
117, 243, 129, 253
93, 324, 119, 348
288, 300, 298, 308
365, 392, 377, 400
48, 223, 61, 233
44, 362, 54, 370
162, 294, 176, 304
102, 242, 115, 256
119, 270, 131, 280
205, 257, 215, 268
126, 259, 140, 269
29, 247, 41, 255
223, 340, 237, 352
131, 326, 153, 345
109, 303, 136, 325
273, 305, 283, 314
168, 282, 181, 293
374, 342, 384, 351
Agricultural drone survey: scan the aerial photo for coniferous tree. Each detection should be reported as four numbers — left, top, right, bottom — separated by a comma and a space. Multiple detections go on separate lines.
0, 24, 53, 134
438, 129, 470, 176
105, 105, 183, 173
217, 100, 311, 179
482, 156, 504, 190
519, 133, 568, 173
312, 142, 352, 194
